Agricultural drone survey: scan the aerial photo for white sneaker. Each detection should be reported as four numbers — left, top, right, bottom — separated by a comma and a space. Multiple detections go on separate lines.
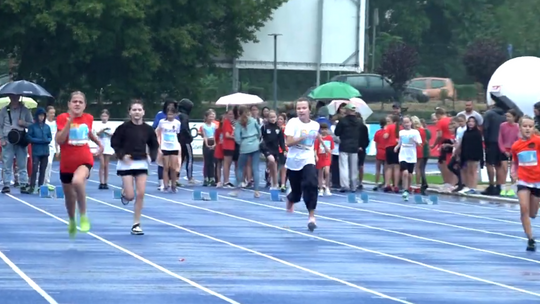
324, 188, 332, 196
318, 189, 324, 196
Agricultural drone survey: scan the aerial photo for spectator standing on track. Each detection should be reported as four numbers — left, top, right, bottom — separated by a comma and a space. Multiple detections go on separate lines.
152, 99, 180, 189
498, 109, 520, 197
431, 107, 456, 190
155, 104, 182, 192
393, 116, 422, 201
412, 116, 429, 194
177, 98, 194, 184
221, 109, 238, 188
373, 118, 387, 191
201, 109, 217, 186
0, 94, 33, 194
356, 114, 370, 190
230, 106, 261, 198
383, 114, 401, 193
96, 109, 114, 190
510, 115, 539, 252
457, 101, 484, 125
457, 117, 484, 194
314, 122, 334, 196
334, 104, 364, 192
482, 103, 507, 195
26, 107, 52, 193
260, 110, 286, 190
44, 106, 58, 187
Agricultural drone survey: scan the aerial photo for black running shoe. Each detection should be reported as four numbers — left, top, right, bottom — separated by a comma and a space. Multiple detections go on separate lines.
131, 223, 144, 235
527, 239, 536, 252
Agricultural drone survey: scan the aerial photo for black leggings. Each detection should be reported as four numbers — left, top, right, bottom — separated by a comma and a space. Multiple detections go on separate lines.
30, 155, 49, 188
418, 157, 428, 187
331, 154, 340, 188
447, 156, 462, 186
181, 143, 194, 180
202, 145, 215, 179
287, 164, 318, 211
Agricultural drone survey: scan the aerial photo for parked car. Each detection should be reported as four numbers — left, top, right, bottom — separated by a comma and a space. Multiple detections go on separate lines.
407, 77, 456, 100
0, 74, 9, 87
329, 73, 428, 103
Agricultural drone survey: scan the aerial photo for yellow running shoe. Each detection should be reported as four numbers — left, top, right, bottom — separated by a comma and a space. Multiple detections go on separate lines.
68, 219, 77, 238
79, 215, 91, 233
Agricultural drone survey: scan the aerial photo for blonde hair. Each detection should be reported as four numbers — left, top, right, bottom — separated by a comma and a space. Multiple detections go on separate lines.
519, 114, 534, 126
411, 116, 421, 128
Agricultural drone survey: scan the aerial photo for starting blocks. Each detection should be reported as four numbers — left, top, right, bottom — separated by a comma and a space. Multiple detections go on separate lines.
347, 192, 369, 203
39, 185, 64, 199
414, 195, 438, 205
39, 185, 51, 198
192, 190, 218, 201
270, 189, 282, 201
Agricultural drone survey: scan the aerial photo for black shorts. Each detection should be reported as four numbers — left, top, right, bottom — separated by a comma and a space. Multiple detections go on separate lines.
517, 185, 540, 197
278, 154, 286, 166
117, 169, 148, 177
400, 161, 415, 174
485, 142, 506, 166
385, 146, 399, 165
162, 150, 179, 156
357, 151, 366, 167
59, 164, 92, 184
233, 144, 240, 161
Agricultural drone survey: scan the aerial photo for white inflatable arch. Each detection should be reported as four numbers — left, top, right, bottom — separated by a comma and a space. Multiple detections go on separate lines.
486, 56, 540, 117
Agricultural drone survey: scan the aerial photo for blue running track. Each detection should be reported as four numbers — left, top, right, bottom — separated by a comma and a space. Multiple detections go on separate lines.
0, 161, 539, 304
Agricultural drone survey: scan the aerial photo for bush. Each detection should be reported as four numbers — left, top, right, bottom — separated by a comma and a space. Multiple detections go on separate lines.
454, 84, 477, 100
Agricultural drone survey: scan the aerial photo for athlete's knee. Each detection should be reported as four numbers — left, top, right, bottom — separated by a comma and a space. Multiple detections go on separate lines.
72, 175, 86, 188
124, 190, 135, 201
135, 190, 145, 201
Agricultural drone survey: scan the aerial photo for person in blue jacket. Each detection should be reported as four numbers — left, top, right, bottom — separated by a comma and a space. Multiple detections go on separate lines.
26, 107, 52, 193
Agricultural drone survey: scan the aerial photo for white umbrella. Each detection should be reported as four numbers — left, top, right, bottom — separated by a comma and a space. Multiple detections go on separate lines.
216, 93, 264, 106
327, 98, 373, 120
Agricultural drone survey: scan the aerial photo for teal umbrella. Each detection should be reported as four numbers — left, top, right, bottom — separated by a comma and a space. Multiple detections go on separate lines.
308, 81, 361, 100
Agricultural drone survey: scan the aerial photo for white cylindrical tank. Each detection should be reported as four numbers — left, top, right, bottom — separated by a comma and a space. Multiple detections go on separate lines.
486, 56, 540, 117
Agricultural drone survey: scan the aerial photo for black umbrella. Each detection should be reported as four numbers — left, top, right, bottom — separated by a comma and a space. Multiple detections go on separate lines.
0, 80, 53, 98
490, 92, 524, 117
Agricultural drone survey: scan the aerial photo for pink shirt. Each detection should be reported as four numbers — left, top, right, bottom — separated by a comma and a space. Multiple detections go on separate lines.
498, 122, 519, 153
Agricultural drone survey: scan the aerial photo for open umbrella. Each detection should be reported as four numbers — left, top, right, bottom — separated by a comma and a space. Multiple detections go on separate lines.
216, 92, 264, 106
0, 80, 53, 98
328, 98, 373, 120
308, 81, 361, 100
0, 96, 38, 109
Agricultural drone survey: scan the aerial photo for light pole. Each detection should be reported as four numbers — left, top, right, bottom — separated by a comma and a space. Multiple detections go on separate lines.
268, 33, 282, 110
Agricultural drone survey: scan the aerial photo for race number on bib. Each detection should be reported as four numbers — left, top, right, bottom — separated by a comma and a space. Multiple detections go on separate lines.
164, 133, 176, 143
518, 150, 538, 167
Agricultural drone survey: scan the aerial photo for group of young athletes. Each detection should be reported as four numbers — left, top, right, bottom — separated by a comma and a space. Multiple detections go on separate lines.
47, 91, 536, 251
375, 109, 537, 252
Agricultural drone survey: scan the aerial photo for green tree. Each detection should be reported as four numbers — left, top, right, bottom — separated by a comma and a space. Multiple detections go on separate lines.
0, 0, 286, 108
463, 38, 507, 92
376, 42, 418, 101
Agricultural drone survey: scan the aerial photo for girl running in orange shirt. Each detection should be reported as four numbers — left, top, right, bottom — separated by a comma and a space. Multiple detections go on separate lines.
511, 116, 540, 252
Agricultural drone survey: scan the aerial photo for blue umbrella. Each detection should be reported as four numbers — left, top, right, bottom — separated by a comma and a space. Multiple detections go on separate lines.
0, 80, 53, 98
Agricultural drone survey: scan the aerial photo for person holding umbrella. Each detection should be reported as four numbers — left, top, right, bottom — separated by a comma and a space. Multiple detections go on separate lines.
0, 94, 34, 194
56, 91, 104, 238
